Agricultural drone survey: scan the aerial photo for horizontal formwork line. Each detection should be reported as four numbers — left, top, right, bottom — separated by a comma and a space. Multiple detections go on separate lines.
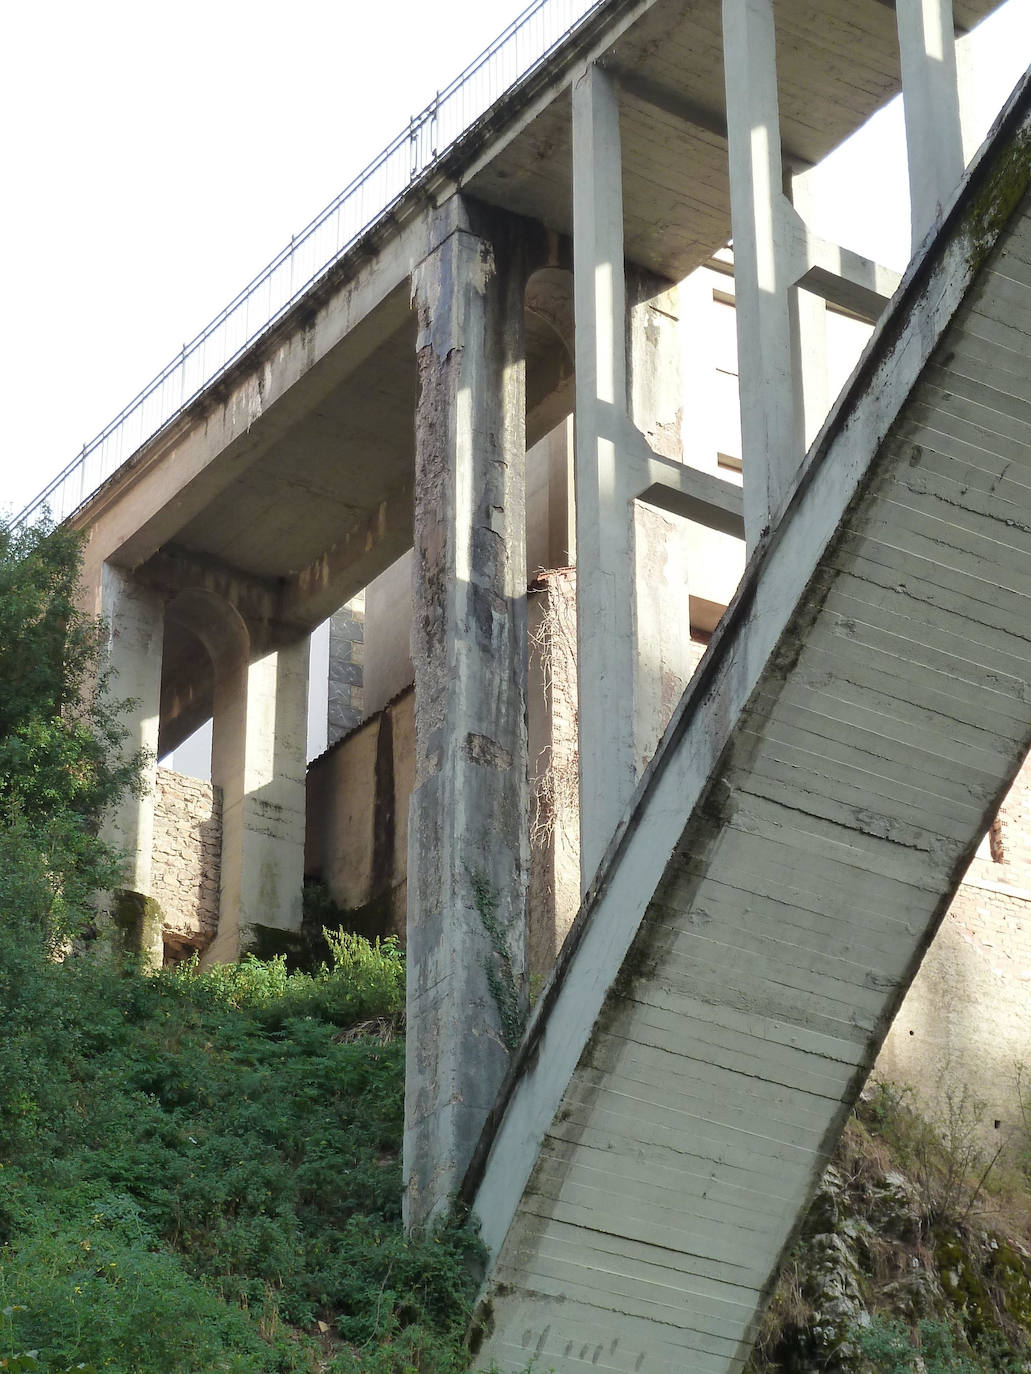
924, 358, 1031, 427
517, 1202, 759, 1284
826, 544, 1031, 660
646, 888, 909, 990
894, 414, 1031, 497
486, 1275, 745, 1362
556, 1076, 826, 1161
916, 375, 1031, 450
518, 1230, 761, 1317
771, 663, 1016, 780
486, 1318, 739, 1374
878, 485, 1031, 572
722, 797, 944, 891
734, 715, 985, 829
792, 630, 1031, 739
577, 1002, 859, 1100
823, 579, 1031, 693
534, 1133, 799, 1224
785, 596, 1030, 704
546, 1102, 824, 1186
842, 513, 1031, 606
518, 1192, 769, 1285
648, 890, 911, 975
530, 1145, 799, 1228
670, 819, 938, 927
733, 721, 986, 833
599, 978, 864, 1075
901, 387, 1031, 468
573, 1056, 834, 1143
633, 913, 900, 1018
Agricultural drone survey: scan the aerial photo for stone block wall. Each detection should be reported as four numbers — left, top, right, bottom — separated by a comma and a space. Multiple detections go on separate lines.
327, 596, 365, 745
152, 767, 222, 959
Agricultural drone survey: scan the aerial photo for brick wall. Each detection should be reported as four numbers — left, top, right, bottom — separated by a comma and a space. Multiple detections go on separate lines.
152, 767, 222, 958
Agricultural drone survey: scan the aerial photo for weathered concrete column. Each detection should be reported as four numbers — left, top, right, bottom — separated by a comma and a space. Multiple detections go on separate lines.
100, 563, 164, 967
405, 203, 529, 1230
572, 60, 637, 888
897, 0, 965, 249
722, 0, 803, 550
207, 630, 309, 964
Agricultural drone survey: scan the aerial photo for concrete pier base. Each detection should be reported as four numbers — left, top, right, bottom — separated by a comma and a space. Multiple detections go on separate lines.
404, 203, 530, 1231
100, 563, 164, 968
206, 633, 310, 964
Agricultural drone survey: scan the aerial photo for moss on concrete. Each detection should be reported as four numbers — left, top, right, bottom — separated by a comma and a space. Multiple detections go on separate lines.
111, 888, 164, 967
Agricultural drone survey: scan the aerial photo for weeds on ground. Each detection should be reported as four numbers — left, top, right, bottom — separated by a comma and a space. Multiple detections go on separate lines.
0, 904, 481, 1373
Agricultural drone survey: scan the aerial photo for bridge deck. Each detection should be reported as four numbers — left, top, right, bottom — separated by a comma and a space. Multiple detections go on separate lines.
67, 0, 999, 756
465, 77, 1031, 1374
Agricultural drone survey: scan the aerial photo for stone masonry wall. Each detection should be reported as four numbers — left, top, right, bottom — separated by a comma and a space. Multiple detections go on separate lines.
327, 596, 365, 745
152, 767, 222, 958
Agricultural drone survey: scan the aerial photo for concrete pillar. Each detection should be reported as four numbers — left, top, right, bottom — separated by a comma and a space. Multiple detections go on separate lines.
897, 0, 965, 250
626, 269, 698, 772
572, 60, 637, 888
207, 631, 310, 964
722, 0, 803, 551
786, 165, 829, 453
100, 563, 164, 968
405, 205, 529, 1230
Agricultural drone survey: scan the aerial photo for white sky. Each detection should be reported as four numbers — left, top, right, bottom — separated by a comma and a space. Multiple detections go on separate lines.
1, 0, 1027, 523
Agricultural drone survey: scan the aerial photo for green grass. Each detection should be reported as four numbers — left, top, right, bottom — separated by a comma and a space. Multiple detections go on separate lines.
0, 928, 482, 1373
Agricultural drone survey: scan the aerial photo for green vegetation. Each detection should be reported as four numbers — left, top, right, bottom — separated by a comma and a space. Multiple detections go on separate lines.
748, 1080, 1031, 1373
0, 925, 483, 1372
0, 523, 483, 1372
0, 519, 144, 945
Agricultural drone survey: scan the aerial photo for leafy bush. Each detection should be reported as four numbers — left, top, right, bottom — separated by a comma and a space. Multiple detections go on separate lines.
854, 1315, 1020, 1372
0, 520, 143, 943
0, 923, 477, 1372
163, 930, 406, 1030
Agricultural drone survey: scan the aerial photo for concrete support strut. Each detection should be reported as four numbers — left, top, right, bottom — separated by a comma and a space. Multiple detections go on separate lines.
100, 563, 165, 968
723, 0, 903, 549
896, 0, 965, 250
722, 0, 802, 550
206, 627, 310, 965
571, 61, 637, 889
405, 204, 530, 1231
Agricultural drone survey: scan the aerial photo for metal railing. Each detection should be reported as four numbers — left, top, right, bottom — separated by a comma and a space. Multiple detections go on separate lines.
12, 0, 599, 530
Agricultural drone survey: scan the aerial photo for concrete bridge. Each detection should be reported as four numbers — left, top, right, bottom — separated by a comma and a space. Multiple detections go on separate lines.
19, 0, 1030, 1367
